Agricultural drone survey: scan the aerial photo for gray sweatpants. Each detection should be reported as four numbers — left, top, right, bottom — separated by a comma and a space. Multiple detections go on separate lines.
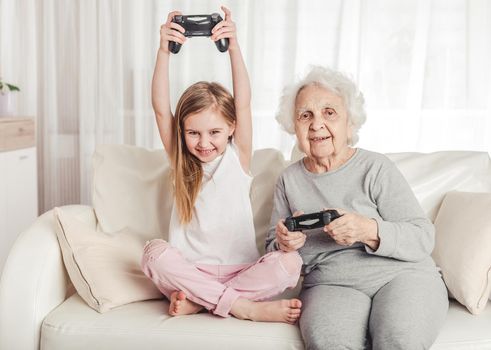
299, 250, 449, 350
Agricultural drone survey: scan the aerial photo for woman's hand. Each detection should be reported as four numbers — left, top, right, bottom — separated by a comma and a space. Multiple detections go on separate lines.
275, 211, 307, 252
323, 209, 380, 250
159, 11, 186, 54
211, 6, 238, 50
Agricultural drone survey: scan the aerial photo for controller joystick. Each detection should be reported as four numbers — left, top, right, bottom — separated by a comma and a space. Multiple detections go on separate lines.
169, 13, 229, 54
284, 210, 341, 232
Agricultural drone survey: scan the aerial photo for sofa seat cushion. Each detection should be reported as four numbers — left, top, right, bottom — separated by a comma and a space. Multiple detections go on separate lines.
41, 295, 491, 350
432, 301, 491, 350
41, 294, 304, 350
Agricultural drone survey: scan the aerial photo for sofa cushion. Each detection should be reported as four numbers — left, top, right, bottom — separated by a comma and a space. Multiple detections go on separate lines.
41, 294, 304, 350
385, 151, 491, 221
92, 144, 172, 239
431, 301, 491, 350
53, 207, 162, 313
92, 145, 289, 254
250, 149, 289, 254
41, 294, 491, 350
432, 191, 491, 314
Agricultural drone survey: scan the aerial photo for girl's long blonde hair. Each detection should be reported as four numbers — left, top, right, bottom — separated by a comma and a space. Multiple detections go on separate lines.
172, 81, 236, 224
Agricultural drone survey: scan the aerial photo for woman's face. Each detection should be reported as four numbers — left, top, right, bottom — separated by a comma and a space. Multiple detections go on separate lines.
294, 84, 352, 161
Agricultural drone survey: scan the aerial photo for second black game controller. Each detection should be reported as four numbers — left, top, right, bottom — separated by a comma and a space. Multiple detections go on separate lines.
169, 13, 229, 54
284, 210, 341, 232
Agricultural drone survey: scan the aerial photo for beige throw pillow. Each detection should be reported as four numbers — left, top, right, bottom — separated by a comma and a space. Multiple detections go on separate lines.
432, 191, 491, 314
53, 207, 162, 313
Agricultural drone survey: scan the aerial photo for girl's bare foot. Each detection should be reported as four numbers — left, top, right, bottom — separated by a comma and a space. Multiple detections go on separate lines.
168, 291, 203, 316
230, 298, 302, 324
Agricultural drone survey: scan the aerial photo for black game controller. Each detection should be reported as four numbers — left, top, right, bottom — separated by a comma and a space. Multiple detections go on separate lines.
284, 210, 341, 232
169, 13, 229, 54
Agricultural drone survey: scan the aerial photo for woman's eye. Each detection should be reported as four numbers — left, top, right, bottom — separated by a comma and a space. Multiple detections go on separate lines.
323, 108, 336, 119
298, 112, 312, 121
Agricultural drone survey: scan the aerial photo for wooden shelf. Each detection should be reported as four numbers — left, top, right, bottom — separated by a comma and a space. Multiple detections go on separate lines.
0, 117, 35, 152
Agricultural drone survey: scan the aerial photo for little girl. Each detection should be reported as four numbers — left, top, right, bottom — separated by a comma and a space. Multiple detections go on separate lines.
141, 7, 302, 324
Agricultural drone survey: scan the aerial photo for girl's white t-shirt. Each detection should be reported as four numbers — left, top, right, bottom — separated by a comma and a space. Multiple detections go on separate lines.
168, 142, 260, 265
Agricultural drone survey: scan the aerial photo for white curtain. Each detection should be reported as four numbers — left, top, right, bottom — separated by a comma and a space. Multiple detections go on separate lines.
1, 0, 490, 213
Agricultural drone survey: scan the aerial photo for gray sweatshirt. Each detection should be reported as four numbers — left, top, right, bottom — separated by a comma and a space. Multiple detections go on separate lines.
265, 148, 436, 273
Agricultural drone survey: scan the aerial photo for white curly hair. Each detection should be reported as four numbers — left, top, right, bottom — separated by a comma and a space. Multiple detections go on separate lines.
275, 65, 366, 145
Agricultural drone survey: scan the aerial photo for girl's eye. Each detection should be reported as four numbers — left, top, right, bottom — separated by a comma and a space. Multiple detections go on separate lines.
210, 130, 220, 135
187, 131, 198, 136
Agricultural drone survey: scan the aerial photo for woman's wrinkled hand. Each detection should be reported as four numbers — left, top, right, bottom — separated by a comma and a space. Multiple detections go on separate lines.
323, 208, 379, 249
275, 211, 307, 252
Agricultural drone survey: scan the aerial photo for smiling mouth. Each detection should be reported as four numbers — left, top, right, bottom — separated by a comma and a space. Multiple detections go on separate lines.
197, 148, 216, 155
309, 136, 331, 142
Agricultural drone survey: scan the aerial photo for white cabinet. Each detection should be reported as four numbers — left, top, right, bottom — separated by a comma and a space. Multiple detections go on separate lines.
0, 118, 37, 275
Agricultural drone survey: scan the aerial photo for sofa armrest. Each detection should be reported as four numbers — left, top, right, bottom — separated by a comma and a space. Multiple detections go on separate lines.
0, 205, 96, 350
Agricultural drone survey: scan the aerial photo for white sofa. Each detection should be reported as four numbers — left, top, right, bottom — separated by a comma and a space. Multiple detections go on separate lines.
1, 145, 491, 350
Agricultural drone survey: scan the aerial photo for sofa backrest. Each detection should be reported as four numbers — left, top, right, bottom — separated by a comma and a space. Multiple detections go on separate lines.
93, 144, 491, 254
92, 145, 172, 239
385, 151, 491, 221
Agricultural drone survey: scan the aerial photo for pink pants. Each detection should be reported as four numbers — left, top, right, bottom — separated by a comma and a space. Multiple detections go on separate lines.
141, 239, 302, 317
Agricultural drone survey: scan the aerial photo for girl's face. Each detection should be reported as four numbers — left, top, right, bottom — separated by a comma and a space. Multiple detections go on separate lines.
183, 107, 235, 163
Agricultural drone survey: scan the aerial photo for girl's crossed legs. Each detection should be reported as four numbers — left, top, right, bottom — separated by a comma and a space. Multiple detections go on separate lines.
141, 239, 303, 323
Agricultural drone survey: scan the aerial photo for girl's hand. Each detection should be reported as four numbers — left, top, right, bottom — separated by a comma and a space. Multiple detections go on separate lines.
275, 211, 307, 252
211, 6, 238, 50
159, 11, 186, 54
323, 208, 379, 249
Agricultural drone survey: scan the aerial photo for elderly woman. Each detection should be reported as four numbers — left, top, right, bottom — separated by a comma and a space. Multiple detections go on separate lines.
265, 66, 448, 350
